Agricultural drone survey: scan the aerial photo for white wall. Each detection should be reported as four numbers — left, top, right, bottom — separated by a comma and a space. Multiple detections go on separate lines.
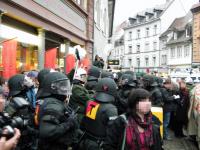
160, 0, 186, 33
124, 19, 161, 69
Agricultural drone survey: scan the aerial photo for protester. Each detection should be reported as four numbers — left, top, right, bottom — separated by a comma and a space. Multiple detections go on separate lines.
104, 88, 162, 150
173, 79, 189, 137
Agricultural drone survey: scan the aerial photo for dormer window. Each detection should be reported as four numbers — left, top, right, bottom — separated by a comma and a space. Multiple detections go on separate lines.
137, 14, 145, 23
153, 9, 163, 18
174, 32, 177, 40
129, 17, 137, 25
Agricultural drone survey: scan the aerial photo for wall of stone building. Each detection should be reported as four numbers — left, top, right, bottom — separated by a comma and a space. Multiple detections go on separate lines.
86, 0, 94, 60
192, 11, 200, 63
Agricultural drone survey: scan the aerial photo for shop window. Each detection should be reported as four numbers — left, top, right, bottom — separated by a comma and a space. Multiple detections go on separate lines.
16, 43, 38, 72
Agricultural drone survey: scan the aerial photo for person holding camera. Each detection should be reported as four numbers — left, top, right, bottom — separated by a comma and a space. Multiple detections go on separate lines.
0, 84, 21, 150
7, 74, 37, 150
0, 128, 21, 150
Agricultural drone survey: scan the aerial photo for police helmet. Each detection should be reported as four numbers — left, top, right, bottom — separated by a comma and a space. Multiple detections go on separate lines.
37, 68, 51, 85
124, 71, 137, 81
74, 68, 87, 83
143, 75, 158, 87
87, 66, 101, 81
8, 74, 26, 97
94, 78, 118, 102
37, 72, 71, 98
120, 74, 137, 87
101, 70, 114, 79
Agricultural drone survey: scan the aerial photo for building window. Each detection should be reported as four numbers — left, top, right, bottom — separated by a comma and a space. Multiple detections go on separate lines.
145, 42, 150, 51
152, 56, 156, 66
128, 31, 132, 40
171, 48, 175, 58
177, 46, 182, 58
153, 41, 157, 50
184, 45, 190, 57
137, 29, 140, 39
128, 59, 132, 67
136, 44, 140, 53
145, 57, 149, 67
174, 32, 177, 40
128, 45, 132, 54
161, 55, 167, 65
154, 25, 157, 35
146, 28, 149, 37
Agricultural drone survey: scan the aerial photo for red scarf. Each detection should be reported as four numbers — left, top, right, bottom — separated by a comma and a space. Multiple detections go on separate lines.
126, 113, 153, 150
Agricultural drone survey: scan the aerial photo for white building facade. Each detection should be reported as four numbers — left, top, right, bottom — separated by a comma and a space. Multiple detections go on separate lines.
93, 0, 109, 61
160, 12, 193, 72
123, 0, 186, 72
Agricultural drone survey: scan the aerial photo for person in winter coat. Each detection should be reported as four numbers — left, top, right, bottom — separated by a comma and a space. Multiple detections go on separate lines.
188, 84, 200, 149
173, 79, 190, 137
161, 79, 179, 140
103, 88, 162, 150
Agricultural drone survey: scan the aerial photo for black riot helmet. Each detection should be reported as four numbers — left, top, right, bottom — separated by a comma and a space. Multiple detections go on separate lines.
94, 78, 118, 102
155, 76, 163, 87
124, 71, 137, 81
37, 68, 51, 85
87, 65, 101, 81
8, 74, 26, 97
101, 70, 114, 79
142, 75, 158, 88
36, 72, 71, 98
120, 74, 137, 88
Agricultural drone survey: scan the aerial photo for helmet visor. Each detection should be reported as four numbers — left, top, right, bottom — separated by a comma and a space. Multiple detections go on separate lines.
51, 79, 71, 96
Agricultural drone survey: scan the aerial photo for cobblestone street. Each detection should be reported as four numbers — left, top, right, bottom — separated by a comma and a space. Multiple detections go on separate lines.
163, 131, 198, 150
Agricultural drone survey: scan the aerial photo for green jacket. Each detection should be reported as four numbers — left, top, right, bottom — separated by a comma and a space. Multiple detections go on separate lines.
69, 84, 91, 123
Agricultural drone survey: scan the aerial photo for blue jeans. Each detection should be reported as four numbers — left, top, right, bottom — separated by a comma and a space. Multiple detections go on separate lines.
163, 112, 171, 138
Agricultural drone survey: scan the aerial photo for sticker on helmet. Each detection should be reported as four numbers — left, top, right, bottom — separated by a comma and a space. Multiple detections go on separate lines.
86, 101, 100, 120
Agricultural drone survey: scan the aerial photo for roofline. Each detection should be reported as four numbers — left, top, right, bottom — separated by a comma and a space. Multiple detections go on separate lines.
124, 0, 175, 30
124, 18, 160, 30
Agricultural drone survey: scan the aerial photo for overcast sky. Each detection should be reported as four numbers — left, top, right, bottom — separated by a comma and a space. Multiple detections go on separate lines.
114, 0, 198, 28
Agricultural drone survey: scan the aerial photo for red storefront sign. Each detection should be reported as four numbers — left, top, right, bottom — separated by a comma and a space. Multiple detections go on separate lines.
45, 48, 57, 69
2, 40, 17, 79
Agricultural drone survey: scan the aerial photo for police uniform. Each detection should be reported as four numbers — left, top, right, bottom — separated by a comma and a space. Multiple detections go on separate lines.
7, 74, 37, 150
80, 78, 118, 150
36, 72, 78, 150
116, 74, 137, 114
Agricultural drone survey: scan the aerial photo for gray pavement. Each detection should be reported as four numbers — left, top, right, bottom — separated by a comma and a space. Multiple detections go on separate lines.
163, 130, 198, 150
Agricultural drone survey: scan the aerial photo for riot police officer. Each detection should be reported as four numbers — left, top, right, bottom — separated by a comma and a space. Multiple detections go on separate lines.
79, 78, 118, 150
143, 75, 163, 106
85, 66, 101, 96
116, 74, 137, 114
36, 72, 78, 150
69, 68, 91, 124
7, 74, 37, 150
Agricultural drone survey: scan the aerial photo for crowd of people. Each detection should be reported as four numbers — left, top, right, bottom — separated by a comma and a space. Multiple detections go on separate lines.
0, 64, 199, 150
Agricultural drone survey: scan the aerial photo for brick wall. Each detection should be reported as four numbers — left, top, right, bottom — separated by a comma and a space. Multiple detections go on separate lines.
86, 0, 94, 60
193, 11, 200, 63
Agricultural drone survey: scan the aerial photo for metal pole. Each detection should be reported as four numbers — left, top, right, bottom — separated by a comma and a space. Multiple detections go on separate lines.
37, 28, 45, 70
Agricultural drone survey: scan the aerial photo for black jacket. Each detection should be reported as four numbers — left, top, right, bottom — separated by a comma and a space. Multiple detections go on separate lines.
160, 87, 177, 112
149, 87, 163, 107
38, 97, 77, 150
103, 114, 162, 150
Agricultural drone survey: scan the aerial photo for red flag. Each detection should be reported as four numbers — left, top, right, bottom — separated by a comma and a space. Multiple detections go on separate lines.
2, 40, 17, 79
65, 54, 76, 74
45, 48, 57, 69
80, 57, 91, 71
